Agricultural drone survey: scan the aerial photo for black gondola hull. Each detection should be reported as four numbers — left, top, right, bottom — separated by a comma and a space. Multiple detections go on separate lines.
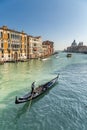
15, 75, 59, 104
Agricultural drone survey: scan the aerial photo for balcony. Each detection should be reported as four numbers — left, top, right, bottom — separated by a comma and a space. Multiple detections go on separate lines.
12, 48, 19, 51
11, 42, 21, 45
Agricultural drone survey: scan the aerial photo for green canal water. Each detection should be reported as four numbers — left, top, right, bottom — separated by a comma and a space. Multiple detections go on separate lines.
0, 52, 87, 130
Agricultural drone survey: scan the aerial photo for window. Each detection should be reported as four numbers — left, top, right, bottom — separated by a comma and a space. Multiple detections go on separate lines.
8, 50, 10, 53
8, 43, 10, 48
1, 43, 3, 48
34, 43, 36, 46
25, 45, 26, 48
0, 32, 3, 38
24, 37, 26, 42
8, 33, 10, 39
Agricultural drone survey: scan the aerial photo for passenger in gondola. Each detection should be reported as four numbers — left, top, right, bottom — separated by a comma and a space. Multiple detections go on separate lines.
31, 81, 35, 94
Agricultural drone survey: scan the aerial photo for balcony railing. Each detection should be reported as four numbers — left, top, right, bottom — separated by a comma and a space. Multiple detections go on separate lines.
12, 48, 19, 51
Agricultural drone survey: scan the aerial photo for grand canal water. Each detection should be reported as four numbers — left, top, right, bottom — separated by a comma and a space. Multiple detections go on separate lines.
0, 52, 87, 130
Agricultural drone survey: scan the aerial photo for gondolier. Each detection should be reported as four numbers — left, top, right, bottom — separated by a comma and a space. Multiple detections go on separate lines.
31, 81, 35, 94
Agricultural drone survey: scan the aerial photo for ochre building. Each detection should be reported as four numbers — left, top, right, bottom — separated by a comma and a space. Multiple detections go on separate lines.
0, 26, 27, 61
0, 26, 54, 61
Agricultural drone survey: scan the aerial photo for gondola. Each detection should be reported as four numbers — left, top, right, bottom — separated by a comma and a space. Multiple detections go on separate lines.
15, 74, 59, 104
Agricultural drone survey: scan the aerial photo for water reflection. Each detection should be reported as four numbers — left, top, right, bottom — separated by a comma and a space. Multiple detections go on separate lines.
15, 102, 30, 119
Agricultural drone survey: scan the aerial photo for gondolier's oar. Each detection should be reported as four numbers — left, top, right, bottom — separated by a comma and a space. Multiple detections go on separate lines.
28, 96, 33, 112
28, 82, 36, 111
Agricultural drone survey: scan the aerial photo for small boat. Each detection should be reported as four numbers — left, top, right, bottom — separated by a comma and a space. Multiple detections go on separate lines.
66, 53, 72, 58
15, 74, 59, 104
40, 56, 50, 61
41, 58, 49, 61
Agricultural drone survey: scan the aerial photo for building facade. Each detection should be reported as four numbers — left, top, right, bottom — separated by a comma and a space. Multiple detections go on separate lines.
0, 26, 55, 61
42, 40, 54, 57
66, 40, 87, 53
0, 26, 27, 61
27, 35, 42, 59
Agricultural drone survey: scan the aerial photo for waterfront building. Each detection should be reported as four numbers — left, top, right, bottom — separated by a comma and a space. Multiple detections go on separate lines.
42, 40, 54, 57
78, 42, 83, 46
0, 25, 55, 61
0, 26, 27, 61
27, 35, 42, 59
66, 40, 87, 53
71, 40, 77, 46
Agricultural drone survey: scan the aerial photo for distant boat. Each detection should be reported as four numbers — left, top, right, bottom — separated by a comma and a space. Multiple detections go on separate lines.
66, 53, 72, 58
40, 56, 50, 61
41, 58, 50, 61
83, 52, 87, 54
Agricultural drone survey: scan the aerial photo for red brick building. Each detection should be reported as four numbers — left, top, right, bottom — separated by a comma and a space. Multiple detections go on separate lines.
42, 40, 54, 57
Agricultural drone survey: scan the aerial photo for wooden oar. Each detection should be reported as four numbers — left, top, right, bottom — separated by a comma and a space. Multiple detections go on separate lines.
28, 95, 33, 111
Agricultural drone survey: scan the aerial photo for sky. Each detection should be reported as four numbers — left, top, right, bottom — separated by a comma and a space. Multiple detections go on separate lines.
0, 0, 87, 50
